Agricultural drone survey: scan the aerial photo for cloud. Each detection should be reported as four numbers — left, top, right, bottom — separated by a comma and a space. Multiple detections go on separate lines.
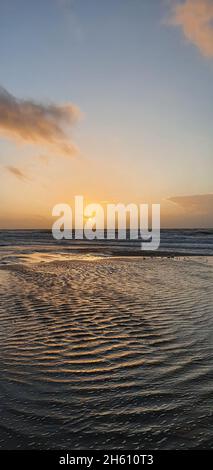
5, 165, 30, 181
37, 155, 50, 165
169, 0, 213, 57
167, 193, 213, 214
0, 86, 81, 157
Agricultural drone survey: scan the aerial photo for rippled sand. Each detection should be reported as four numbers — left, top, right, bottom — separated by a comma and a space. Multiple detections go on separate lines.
0, 256, 212, 449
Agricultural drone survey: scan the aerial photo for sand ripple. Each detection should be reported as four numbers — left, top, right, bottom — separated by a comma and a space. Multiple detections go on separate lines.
0, 257, 212, 449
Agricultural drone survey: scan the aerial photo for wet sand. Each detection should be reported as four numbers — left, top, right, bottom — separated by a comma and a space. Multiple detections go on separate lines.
0, 256, 212, 449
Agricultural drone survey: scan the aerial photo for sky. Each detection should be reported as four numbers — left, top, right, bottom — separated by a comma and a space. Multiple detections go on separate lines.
0, 0, 212, 228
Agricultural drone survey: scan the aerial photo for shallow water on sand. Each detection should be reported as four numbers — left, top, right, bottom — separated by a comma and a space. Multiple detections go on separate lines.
0, 256, 212, 449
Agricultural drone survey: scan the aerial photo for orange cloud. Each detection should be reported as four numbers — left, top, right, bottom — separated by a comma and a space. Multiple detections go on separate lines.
0, 86, 81, 157
170, 0, 213, 57
5, 165, 30, 182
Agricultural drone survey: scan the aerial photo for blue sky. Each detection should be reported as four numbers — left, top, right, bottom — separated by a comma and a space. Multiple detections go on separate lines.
0, 0, 212, 227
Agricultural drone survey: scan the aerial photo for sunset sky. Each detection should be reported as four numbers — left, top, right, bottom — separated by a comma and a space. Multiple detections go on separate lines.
0, 0, 212, 228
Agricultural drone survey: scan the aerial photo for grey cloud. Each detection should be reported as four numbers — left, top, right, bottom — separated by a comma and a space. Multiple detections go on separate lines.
0, 86, 81, 157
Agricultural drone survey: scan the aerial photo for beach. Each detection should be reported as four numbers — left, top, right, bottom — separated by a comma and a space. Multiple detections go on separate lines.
0, 247, 212, 450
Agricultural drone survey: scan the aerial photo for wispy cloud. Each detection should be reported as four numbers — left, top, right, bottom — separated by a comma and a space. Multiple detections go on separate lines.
37, 155, 50, 165
5, 165, 30, 182
169, 0, 213, 57
0, 86, 81, 157
168, 194, 213, 214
